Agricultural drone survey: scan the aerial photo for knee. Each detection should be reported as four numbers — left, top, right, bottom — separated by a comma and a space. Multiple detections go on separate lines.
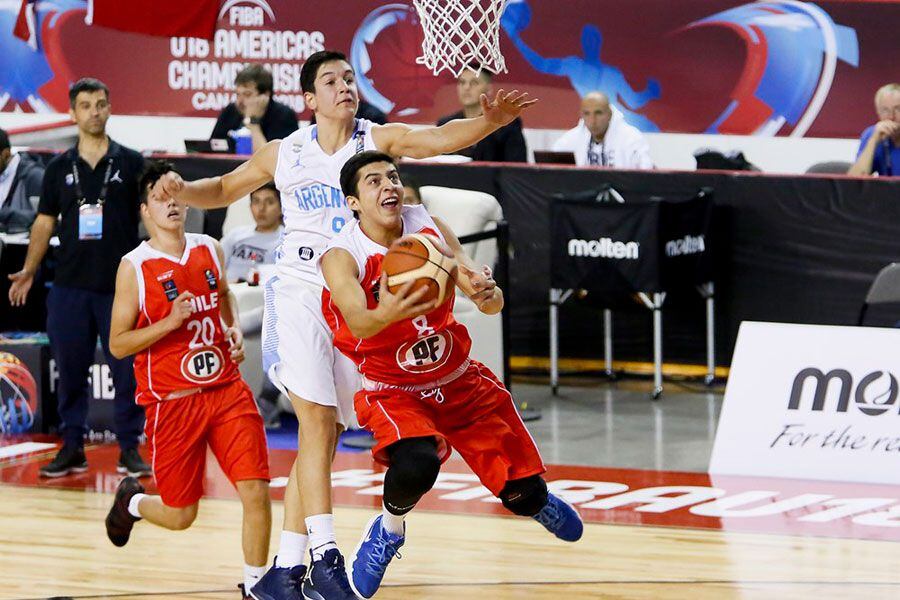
294, 399, 337, 441
237, 479, 271, 509
499, 476, 548, 517
387, 439, 441, 496
169, 504, 199, 530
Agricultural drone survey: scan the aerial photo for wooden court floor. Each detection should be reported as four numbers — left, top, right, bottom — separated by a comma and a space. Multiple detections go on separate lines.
3, 441, 900, 599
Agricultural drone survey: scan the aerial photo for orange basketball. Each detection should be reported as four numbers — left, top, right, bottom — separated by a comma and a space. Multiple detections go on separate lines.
383, 234, 458, 305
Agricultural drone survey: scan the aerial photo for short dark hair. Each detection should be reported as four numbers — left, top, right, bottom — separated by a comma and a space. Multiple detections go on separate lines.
250, 181, 279, 202
340, 151, 396, 198
301, 50, 349, 94
235, 64, 274, 96
0, 128, 9, 152
69, 78, 110, 108
138, 160, 175, 204
340, 151, 397, 219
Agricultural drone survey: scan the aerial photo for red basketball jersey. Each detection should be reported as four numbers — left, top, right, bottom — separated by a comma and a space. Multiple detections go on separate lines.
321, 205, 473, 388
124, 234, 240, 404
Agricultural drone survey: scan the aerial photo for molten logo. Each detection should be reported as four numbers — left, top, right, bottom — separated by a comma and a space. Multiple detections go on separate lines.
180, 347, 225, 384
788, 368, 899, 416
567, 238, 639, 260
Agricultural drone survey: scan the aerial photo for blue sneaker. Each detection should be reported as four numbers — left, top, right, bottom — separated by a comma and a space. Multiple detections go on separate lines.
250, 560, 307, 600
349, 515, 404, 599
533, 493, 584, 542
301, 548, 357, 600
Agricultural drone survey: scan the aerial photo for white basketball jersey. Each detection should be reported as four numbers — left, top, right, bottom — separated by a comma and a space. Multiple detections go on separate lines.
273, 118, 379, 285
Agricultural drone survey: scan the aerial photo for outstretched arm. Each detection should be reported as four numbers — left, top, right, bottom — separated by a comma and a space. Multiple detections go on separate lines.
321, 248, 436, 339
432, 216, 503, 315
373, 89, 537, 159
152, 141, 279, 209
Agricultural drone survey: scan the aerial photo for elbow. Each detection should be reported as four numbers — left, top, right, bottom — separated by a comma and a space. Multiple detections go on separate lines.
109, 339, 128, 360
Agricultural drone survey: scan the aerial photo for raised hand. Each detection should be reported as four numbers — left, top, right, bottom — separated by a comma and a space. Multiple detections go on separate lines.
459, 264, 503, 314
480, 89, 539, 126
151, 171, 185, 201
164, 291, 195, 330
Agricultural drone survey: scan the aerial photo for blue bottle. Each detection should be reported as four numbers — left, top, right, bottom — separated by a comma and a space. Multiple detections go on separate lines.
231, 126, 252, 155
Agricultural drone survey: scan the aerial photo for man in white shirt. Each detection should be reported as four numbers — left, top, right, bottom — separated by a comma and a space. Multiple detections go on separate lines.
552, 91, 653, 169
221, 181, 283, 282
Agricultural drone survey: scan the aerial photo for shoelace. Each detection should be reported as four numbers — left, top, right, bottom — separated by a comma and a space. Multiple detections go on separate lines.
534, 498, 563, 529
288, 565, 306, 588
364, 534, 403, 577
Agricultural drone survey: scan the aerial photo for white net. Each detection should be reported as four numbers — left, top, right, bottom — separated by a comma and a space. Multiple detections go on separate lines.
413, 0, 509, 77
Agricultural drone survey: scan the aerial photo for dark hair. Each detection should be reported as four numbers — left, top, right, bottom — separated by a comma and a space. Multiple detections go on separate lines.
68, 78, 110, 108
340, 151, 397, 219
300, 50, 350, 94
138, 160, 175, 204
250, 181, 280, 202
0, 128, 9, 152
235, 64, 274, 96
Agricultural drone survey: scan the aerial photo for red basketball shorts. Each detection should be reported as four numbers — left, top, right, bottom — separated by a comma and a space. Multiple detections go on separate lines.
355, 361, 546, 496
144, 379, 269, 507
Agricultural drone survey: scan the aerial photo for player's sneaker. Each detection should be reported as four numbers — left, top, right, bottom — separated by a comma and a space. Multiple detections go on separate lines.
301, 548, 357, 600
533, 493, 584, 542
105, 476, 144, 547
250, 560, 307, 600
117, 447, 152, 478
349, 515, 404, 599
39, 444, 88, 478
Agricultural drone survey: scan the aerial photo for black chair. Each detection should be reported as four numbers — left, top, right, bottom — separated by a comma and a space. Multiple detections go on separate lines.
806, 161, 852, 175
858, 263, 900, 325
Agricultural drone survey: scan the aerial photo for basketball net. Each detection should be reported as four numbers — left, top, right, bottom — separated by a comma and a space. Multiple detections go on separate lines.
413, 0, 509, 77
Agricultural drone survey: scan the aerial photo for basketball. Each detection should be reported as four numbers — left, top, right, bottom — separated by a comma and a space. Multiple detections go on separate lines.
383, 233, 458, 305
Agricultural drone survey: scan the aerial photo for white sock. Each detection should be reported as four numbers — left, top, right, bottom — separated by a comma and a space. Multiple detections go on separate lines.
381, 507, 406, 537
305, 514, 337, 560
275, 531, 308, 568
244, 564, 266, 593
128, 493, 147, 519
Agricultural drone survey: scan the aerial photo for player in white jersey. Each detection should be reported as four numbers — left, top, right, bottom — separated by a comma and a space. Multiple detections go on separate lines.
152, 50, 536, 600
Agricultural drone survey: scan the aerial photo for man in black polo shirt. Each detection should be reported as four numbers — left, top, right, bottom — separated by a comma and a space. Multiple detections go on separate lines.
210, 64, 299, 154
7, 78, 150, 478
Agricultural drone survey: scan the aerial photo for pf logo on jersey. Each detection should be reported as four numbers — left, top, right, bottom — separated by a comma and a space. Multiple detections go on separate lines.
396, 332, 452, 374
180, 347, 225, 384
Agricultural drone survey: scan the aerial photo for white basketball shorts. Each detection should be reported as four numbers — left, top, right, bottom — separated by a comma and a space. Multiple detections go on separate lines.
262, 273, 359, 428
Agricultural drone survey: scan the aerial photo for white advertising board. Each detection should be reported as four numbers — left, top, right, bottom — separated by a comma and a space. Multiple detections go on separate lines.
711, 321, 900, 484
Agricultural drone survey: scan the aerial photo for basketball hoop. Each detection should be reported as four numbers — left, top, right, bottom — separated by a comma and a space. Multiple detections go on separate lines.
413, 0, 509, 77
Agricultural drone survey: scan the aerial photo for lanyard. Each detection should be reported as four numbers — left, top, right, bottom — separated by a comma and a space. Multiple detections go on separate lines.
73, 158, 113, 206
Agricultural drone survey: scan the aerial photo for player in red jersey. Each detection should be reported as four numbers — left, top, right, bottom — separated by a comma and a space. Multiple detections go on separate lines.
320, 151, 583, 598
104, 161, 272, 599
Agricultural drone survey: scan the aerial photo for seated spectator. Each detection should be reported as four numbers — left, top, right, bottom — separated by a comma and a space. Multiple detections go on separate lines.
848, 83, 900, 177
220, 182, 284, 428
0, 128, 44, 233
552, 91, 653, 169
401, 173, 423, 205
210, 64, 298, 154
437, 66, 528, 162
220, 182, 283, 282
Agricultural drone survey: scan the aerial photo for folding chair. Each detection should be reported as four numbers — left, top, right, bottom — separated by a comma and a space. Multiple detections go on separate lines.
858, 263, 900, 325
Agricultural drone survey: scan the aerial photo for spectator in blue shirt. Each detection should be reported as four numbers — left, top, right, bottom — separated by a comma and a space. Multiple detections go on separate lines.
849, 83, 900, 177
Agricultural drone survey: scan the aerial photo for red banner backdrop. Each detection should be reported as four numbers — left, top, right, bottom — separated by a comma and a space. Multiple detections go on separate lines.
1, 0, 896, 137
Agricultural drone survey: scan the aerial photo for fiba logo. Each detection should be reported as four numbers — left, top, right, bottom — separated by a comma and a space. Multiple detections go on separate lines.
0, 352, 37, 434
396, 333, 452, 374
788, 368, 899, 416
218, 0, 276, 26
180, 347, 225, 384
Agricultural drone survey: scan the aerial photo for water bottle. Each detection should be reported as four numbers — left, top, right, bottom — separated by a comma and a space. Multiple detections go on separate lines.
231, 126, 252, 155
